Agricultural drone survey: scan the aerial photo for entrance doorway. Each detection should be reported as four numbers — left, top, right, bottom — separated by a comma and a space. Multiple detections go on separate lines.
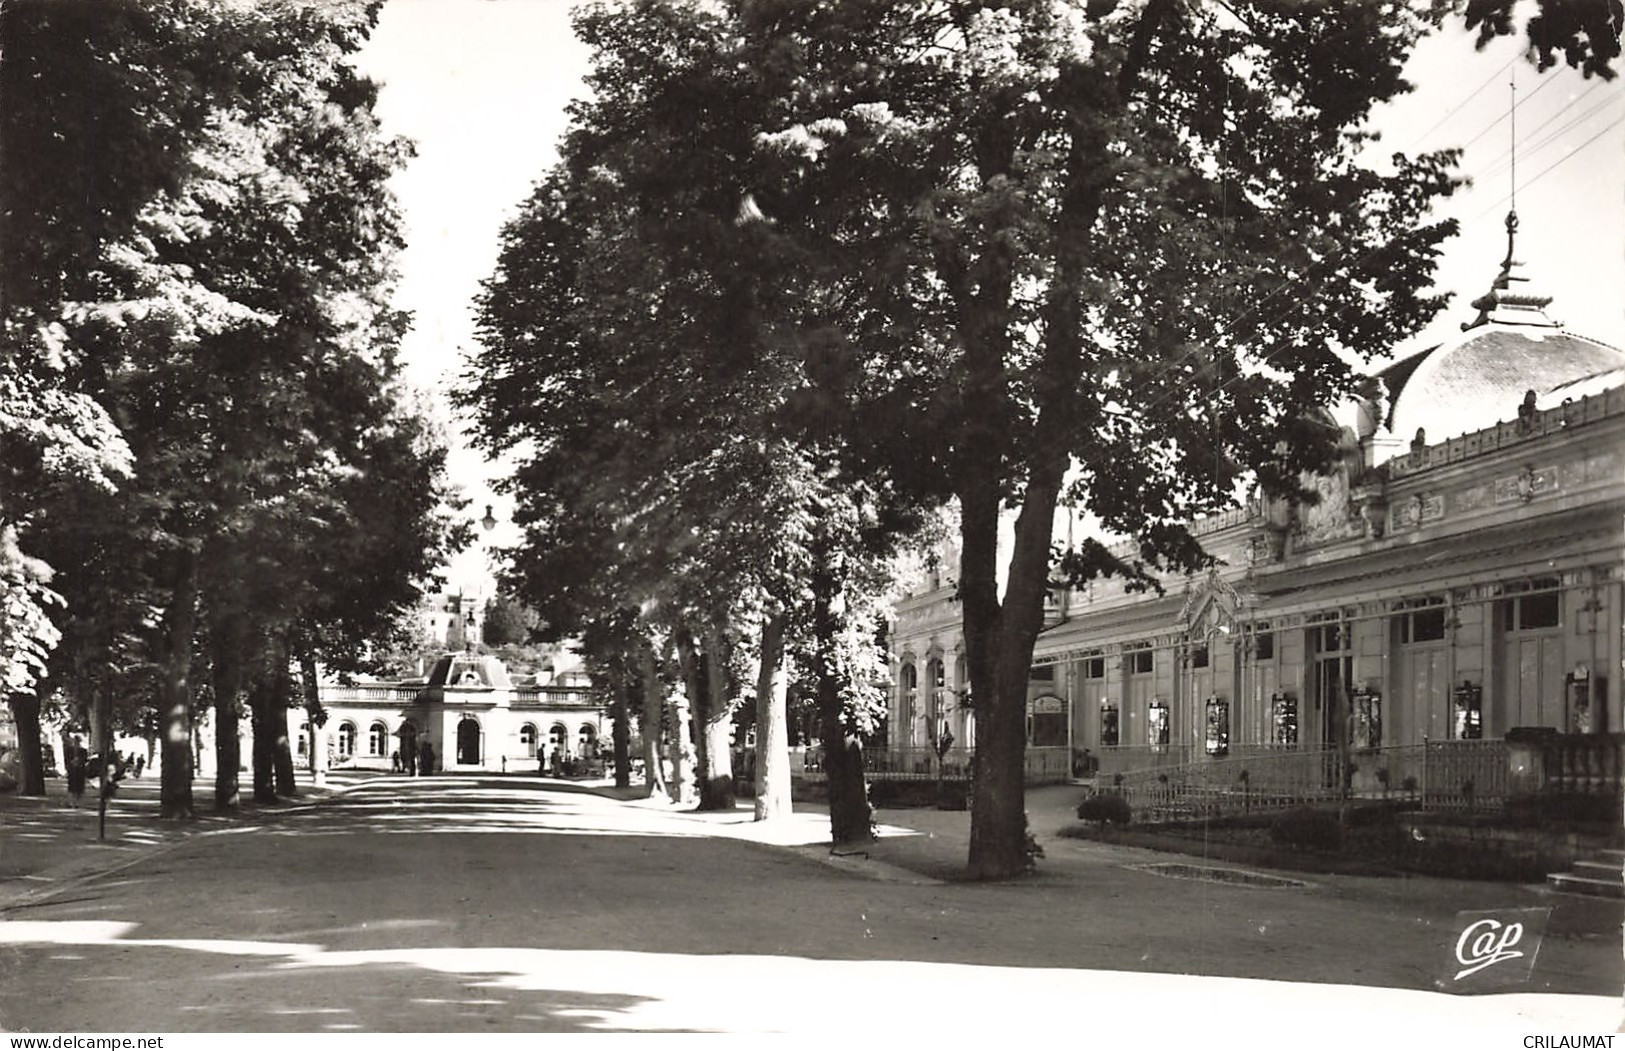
1310, 620, 1351, 788
398, 721, 418, 773
1310, 620, 1352, 749
457, 717, 481, 766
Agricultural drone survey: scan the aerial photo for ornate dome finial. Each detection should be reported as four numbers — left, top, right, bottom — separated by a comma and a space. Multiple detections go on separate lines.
1463, 76, 1558, 331
1462, 208, 1557, 331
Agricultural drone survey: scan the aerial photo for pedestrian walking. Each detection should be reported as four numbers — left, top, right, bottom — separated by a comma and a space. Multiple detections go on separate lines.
100, 752, 126, 800
391, 750, 401, 773
65, 741, 87, 808
419, 740, 434, 776
133, 754, 145, 778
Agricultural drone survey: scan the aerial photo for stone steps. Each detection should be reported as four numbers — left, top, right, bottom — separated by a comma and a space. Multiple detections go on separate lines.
1546, 849, 1624, 898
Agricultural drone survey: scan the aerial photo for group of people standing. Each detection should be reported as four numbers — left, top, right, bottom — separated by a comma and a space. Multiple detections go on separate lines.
62, 739, 142, 807
390, 739, 435, 776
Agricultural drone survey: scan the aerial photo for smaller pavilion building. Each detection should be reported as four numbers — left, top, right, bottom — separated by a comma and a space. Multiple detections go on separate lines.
293, 652, 606, 774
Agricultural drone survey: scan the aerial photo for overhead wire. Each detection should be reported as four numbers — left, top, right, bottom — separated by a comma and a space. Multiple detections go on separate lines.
1096, 60, 1521, 428
1474, 78, 1607, 174
1476, 88, 1621, 184
1120, 88, 1614, 444
1064, 49, 1612, 499
1473, 110, 1625, 220
1455, 68, 1563, 151
1400, 55, 1516, 152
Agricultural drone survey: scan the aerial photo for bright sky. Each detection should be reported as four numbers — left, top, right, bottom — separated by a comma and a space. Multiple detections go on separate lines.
354, 1, 1625, 589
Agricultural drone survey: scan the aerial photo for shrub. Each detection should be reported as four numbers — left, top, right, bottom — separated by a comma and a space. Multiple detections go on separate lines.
1076, 792, 1132, 826
1269, 807, 1344, 852
1022, 813, 1045, 873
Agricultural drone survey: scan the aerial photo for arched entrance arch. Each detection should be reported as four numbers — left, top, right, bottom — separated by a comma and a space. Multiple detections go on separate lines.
456, 716, 482, 766
398, 720, 418, 774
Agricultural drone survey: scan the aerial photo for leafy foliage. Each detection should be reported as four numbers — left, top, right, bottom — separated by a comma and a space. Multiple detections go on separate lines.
1270, 807, 1346, 852
2, 0, 457, 808
1076, 792, 1132, 826
482, 594, 540, 649
464, 0, 1614, 871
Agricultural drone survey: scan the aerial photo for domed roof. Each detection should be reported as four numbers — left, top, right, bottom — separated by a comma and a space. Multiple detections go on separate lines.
425, 652, 513, 690
1383, 326, 1624, 445
1380, 210, 1625, 446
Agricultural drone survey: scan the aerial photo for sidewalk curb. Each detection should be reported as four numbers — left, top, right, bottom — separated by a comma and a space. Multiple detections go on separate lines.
0, 777, 367, 915
795, 843, 947, 886
581, 787, 952, 885
0, 833, 199, 915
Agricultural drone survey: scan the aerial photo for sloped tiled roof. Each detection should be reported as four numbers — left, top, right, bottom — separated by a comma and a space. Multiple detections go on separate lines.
424, 653, 513, 690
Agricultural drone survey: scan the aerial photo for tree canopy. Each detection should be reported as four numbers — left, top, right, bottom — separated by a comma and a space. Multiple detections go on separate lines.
1, 0, 461, 810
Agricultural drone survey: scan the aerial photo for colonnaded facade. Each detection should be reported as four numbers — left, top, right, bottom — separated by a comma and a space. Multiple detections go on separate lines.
288, 652, 605, 775
887, 215, 1624, 796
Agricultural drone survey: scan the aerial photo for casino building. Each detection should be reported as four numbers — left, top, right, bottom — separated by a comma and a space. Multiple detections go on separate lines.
885, 213, 1624, 809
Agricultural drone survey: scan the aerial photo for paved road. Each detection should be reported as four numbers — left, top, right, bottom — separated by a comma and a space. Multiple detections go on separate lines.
0, 777, 1616, 1035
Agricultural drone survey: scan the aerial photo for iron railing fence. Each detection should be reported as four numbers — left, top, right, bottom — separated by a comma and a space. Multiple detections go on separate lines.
1096, 740, 1509, 823
1421, 739, 1508, 811
801, 746, 1071, 785
1109, 747, 1342, 823
799, 738, 1516, 809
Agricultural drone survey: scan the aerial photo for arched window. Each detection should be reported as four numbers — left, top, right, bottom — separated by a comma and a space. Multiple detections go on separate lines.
926, 658, 948, 746
297, 721, 309, 757
337, 722, 358, 758
898, 664, 918, 747
549, 722, 568, 755
578, 723, 597, 758
520, 723, 538, 758
955, 655, 973, 749
368, 721, 389, 757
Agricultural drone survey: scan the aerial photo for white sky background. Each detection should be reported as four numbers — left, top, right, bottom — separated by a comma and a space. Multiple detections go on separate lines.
353, 1, 1625, 590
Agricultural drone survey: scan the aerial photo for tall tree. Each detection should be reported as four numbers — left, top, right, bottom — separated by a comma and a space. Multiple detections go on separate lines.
463, 7, 939, 832
476, 0, 1615, 872
482, 594, 538, 649
8, 0, 454, 815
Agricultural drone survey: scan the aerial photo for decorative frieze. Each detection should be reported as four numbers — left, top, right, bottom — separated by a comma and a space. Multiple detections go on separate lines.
1390, 491, 1445, 531
1449, 483, 1492, 515
1493, 464, 1557, 505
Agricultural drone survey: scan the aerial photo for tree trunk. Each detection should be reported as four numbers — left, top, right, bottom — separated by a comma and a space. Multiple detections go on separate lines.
813, 543, 873, 846
669, 662, 695, 808
639, 645, 669, 799
209, 612, 245, 811
299, 647, 325, 788
270, 635, 298, 797
93, 682, 115, 840
6, 693, 46, 796
158, 549, 197, 819
611, 668, 632, 789
962, 453, 1067, 879
693, 627, 735, 811
752, 611, 791, 821
249, 643, 278, 804
87, 689, 107, 760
